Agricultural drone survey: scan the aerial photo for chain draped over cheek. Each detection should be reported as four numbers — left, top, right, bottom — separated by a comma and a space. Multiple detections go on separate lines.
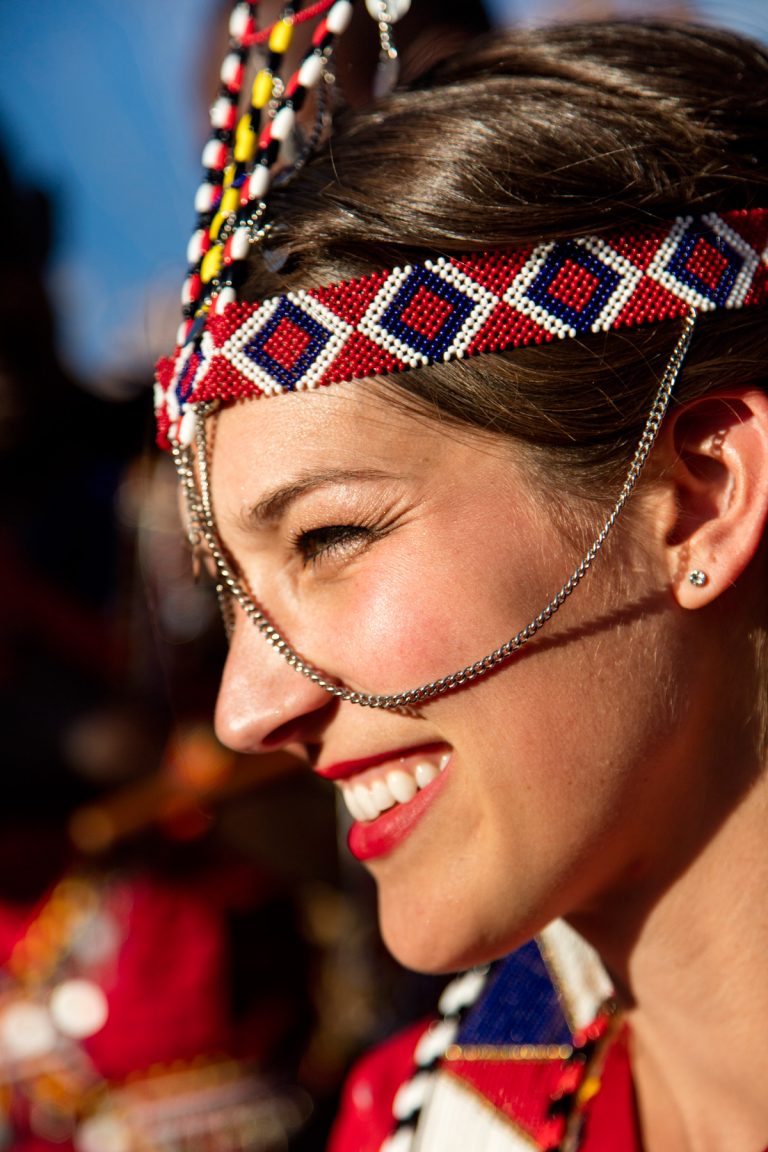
174, 311, 696, 711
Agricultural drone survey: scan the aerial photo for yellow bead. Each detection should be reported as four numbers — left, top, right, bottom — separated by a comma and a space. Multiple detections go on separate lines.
201, 246, 224, 284
209, 211, 226, 241
220, 187, 240, 217
252, 69, 274, 110
222, 163, 236, 189
234, 115, 258, 164
577, 1076, 602, 1106
268, 18, 293, 54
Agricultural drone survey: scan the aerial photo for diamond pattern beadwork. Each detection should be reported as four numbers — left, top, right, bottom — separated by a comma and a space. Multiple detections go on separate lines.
155, 209, 768, 450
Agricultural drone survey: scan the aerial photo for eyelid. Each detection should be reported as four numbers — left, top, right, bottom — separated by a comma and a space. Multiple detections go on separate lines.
292, 523, 375, 567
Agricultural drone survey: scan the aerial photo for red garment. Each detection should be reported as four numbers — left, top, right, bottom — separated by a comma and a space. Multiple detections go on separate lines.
330, 1022, 640, 1152
332, 1023, 768, 1152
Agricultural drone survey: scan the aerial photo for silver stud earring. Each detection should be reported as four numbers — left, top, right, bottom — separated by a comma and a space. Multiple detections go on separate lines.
688, 570, 708, 587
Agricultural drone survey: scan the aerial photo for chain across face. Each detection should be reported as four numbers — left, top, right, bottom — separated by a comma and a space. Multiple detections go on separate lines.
176, 312, 696, 711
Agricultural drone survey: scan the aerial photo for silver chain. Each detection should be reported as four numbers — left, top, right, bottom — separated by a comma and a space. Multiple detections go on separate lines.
174, 311, 696, 711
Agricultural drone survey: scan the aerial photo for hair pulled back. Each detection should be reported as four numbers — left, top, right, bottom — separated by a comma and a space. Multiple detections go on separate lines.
243, 20, 768, 490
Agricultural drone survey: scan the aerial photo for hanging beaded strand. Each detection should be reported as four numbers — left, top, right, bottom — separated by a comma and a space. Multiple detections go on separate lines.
166, 0, 359, 448
180, 1, 260, 348
205, 0, 311, 310
190, 0, 355, 316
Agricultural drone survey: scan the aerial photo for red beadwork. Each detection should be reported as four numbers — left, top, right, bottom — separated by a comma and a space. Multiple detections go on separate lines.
242, 0, 337, 45
155, 209, 768, 451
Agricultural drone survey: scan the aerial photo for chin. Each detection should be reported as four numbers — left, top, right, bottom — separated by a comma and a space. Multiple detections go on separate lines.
377, 890, 523, 976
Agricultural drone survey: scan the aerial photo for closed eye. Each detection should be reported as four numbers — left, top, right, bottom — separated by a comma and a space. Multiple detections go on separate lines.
292, 523, 375, 566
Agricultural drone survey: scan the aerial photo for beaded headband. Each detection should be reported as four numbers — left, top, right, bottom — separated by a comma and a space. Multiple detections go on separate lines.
156, 208, 768, 450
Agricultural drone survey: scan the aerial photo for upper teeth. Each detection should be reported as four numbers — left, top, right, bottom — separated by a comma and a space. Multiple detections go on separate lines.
342, 755, 448, 822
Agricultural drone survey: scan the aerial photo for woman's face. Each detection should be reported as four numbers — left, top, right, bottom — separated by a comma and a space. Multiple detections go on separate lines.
207, 382, 717, 973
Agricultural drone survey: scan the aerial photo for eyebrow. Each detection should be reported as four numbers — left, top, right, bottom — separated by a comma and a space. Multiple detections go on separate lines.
241, 467, 398, 528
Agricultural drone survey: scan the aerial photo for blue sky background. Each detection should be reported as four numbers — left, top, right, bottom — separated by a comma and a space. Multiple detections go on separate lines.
0, 0, 766, 394
0, 0, 214, 393
488, 0, 768, 33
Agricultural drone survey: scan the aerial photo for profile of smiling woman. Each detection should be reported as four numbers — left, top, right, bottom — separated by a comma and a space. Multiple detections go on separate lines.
156, 14, 768, 1152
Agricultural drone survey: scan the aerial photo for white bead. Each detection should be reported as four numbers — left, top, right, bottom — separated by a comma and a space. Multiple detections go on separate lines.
178, 408, 197, 447
327, 0, 353, 35
166, 388, 180, 421
365, 0, 411, 21
414, 1018, 458, 1066
202, 138, 226, 169
176, 321, 189, 346
229, 3, 251, 38
298, 52, 325, 90
181, 276, 195, 306
177, 341, 193, 367
379, 1129, 415, 1152
214, 287, 237, 312
221, 53, 243, 87
392, 1071, 431, 1120
211, 96, 235, 129
230, 227, 251, 262
194, 182, 216, 214
271, 106, 296, 142
438, 968, 488, 1017
186, 229, 207, 266
248, 166, 271, 201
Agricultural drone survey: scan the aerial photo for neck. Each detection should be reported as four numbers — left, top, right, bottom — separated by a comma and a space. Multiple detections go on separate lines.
573, 762, 768, 1152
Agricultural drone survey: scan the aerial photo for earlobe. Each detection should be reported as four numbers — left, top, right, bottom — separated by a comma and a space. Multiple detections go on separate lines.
658, 389, 768, 609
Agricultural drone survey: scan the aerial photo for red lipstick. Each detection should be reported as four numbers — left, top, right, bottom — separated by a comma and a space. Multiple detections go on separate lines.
347, 761, 450, 862
316, 742, 449, 783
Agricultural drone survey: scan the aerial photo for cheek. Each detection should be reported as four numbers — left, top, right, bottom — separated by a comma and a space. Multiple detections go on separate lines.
312, 543, 544, 695
304, 499, 552, 695
342, 566, 464, 686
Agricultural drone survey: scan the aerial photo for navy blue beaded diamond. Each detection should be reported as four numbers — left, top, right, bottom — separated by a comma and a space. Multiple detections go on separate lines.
243, 298, 333, 391
378, 266, 476, 358
664, 219, 745, 306
525, 241, 621, 332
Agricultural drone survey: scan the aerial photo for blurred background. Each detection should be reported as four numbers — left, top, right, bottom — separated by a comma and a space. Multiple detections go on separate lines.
0, 1, 765, 1149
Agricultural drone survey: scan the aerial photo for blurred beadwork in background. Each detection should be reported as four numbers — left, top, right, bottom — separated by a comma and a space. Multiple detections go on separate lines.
0, 1, 765, 1149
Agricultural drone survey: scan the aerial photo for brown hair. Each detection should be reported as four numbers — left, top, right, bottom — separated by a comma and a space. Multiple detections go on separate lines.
242, 20, 768, 491
239, 21, 768, 742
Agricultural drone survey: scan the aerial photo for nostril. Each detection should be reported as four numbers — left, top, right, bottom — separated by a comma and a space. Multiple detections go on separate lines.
259, 698, 338, 750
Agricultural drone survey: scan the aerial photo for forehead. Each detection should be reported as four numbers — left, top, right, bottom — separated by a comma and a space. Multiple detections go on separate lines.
211, 382, 502, 481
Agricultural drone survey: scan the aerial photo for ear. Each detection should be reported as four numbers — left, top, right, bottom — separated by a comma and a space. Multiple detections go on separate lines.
655, 388, 768, 609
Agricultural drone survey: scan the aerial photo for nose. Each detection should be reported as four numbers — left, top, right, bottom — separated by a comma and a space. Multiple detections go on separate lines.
214, 609, 337, 755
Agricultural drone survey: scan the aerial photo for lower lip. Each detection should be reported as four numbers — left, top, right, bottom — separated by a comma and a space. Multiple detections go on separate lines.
346, 763, 450, 862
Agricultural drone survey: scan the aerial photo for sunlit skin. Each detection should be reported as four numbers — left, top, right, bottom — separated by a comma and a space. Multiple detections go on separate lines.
204, 380, 768, 1151
205, 383, 751, 950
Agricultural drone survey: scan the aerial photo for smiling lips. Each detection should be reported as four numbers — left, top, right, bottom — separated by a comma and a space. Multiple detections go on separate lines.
315, 745, 451, 862
341, 751, 451, 822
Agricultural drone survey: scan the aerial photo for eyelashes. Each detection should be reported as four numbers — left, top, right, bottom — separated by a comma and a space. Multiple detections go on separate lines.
290, 523, 378, 566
